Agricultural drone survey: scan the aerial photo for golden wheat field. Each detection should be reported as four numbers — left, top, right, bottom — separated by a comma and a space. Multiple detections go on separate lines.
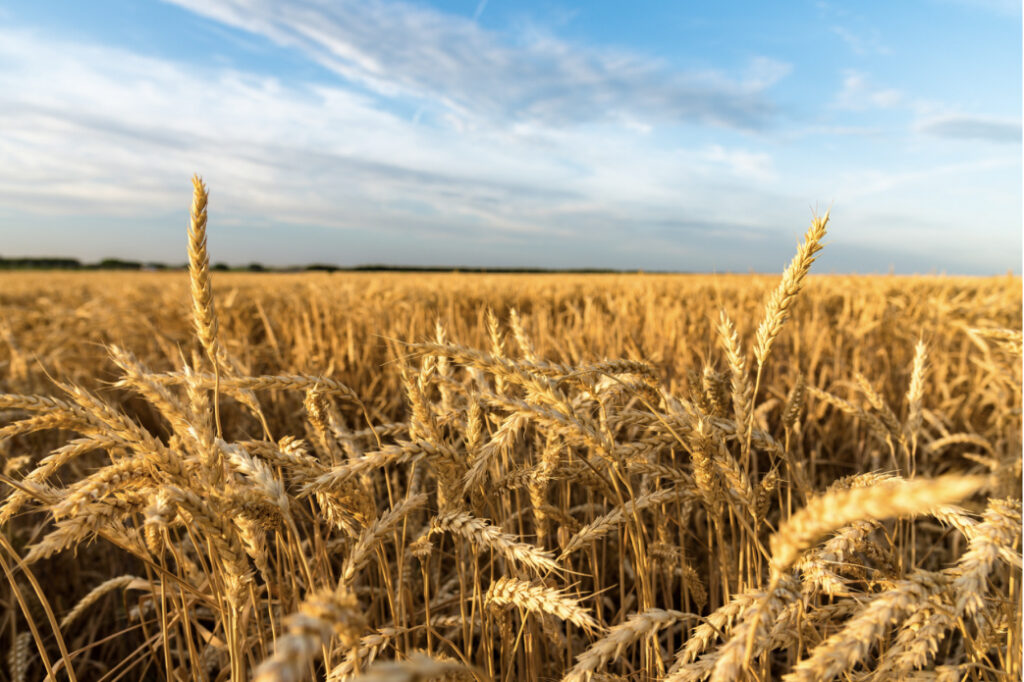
0, 181, 1020, 682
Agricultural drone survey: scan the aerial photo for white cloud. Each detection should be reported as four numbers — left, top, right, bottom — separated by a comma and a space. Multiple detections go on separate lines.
830, 25, 891, 55
833, 70, 903, 110
743, 57, 794, 89
704, 145, 777, 183
621, 117, 653, 135
836, 157, 1018, 199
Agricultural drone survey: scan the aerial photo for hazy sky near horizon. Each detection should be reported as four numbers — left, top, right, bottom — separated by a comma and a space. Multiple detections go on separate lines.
0, 1, 1020, 273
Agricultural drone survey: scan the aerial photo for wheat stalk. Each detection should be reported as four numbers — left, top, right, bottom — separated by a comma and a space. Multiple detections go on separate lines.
187, 174, 224, 440
563, 609, 692, 682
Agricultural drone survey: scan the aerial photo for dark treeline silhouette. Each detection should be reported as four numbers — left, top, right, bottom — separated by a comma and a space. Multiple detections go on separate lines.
0, 257, 85, 269
0, 256, 647, 274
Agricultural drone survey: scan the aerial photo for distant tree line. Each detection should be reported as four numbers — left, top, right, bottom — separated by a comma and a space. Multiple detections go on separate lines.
0, 257, 88, 269
0, 256, 644, 274
0, 256, 158, 270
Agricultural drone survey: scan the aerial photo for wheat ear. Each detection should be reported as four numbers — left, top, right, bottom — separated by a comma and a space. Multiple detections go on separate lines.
188, 174, 223, 440
769, 475, 988, 578
429, 510, 562, 575
562, 609, 692, 682
717, 311, 752, 439
748, 212, 828, 451
784, 572, 945, 682
347, 652, 478, 681
253, 588, 366, 682
8, 632, 31, 682
753, 212, 829, 368
60, 575, 148, 628
342, 493, 427, 584
485, 576, 599, 633
904, 339, 928, 460
560, 486, 691, 557
707, 577, 798, 682
952, 497, 1022, 625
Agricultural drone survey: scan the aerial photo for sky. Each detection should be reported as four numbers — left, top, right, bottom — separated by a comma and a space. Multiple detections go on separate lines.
0, 0, 1020, 273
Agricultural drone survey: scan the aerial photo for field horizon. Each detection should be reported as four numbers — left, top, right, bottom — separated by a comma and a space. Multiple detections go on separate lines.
1, 260, 1019, 277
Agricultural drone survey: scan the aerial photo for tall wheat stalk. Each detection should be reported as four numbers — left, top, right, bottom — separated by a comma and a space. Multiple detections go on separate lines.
188, 174, 223, 442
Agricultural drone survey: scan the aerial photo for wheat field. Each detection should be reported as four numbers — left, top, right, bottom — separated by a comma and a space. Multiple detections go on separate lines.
0, 178, 1020, 681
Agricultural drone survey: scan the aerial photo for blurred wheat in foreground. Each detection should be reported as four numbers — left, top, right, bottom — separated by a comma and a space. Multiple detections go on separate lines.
0, 176, 1019, 681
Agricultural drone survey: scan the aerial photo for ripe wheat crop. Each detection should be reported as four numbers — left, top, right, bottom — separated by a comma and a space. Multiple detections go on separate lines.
0, 177, 1019, 681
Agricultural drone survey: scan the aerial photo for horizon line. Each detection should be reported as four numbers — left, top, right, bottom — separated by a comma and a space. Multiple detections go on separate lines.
0, 256, 1017, 277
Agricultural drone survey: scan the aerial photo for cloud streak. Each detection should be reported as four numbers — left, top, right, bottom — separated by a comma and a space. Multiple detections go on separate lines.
917, 115, 1021, 143
472, 0, 488, 21
162, 0, 787, 130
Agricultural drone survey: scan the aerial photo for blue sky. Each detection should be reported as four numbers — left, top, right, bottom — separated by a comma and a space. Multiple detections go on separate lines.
0, 0, 1020, 272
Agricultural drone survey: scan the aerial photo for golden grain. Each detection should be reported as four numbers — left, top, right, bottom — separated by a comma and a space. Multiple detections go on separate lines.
0, 181, 1017, 680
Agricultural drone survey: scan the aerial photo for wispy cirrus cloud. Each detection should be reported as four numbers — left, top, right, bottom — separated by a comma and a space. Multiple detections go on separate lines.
472, 0, 488, 21
0, 24, 801, 270
161, 0, 789, 131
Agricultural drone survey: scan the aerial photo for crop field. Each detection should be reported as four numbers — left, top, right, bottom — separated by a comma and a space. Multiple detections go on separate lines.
0, 181, 1020, 681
